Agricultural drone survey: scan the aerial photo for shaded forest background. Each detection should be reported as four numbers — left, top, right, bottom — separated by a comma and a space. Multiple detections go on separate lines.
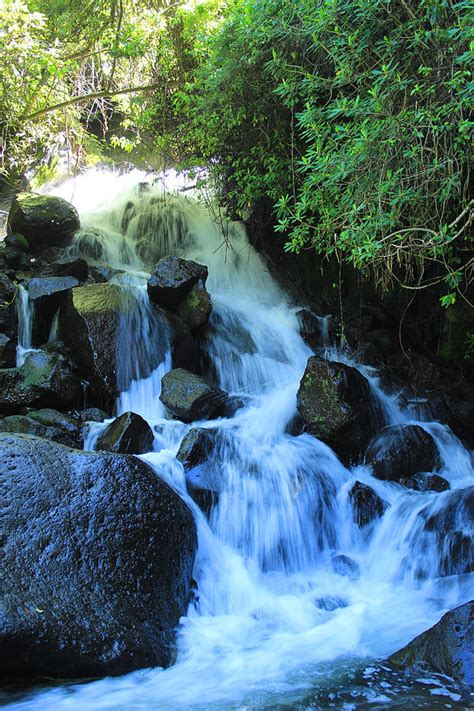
1, 0, 472, 363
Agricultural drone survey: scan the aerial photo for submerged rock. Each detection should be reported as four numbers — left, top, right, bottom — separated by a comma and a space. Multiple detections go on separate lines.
177, 427, 220, 515
8, 192, 80, 248
0, 432, 197, 678
349, 481, 387, 528
331, 554, 360, 580
296, 356, 374, 462
0, 351, 81, 413
366, 424, 441, 484
58, 283, 126, 405
147, 256, 208, 310
96, 411, 154, 454
389, 601, 474, 695
160, 368, 228, 423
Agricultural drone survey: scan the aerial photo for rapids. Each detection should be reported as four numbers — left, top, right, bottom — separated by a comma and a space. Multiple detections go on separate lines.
4, 169, 473, 710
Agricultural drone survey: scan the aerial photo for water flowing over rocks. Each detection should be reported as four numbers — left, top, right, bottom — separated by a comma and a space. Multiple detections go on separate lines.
0, 432, 197, 678
7, 192, 80, 248
0, 350, 81, 413
389, 601, 474, 696
177, 427, 220, 514
296, 355, 375, 462
366, 424, 441, 484
160, 368, 228, 422
96, 410, 154, 454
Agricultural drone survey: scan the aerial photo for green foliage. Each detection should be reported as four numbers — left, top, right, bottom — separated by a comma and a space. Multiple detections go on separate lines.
175, 0, 473, 302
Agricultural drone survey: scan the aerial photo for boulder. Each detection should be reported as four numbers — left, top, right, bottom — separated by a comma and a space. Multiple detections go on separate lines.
349, 481, 387, 528
176, 282, 212, 332
4, 232, 29, 252
0, 409, 83, 449
422, 486, 473, 577
96, 411, 154, 455
177, 427, 220, 515
80, 407, 109, 423
8, 192, 80, 249
0, 351, 82, 414
160, 369, 228, 424
26, 276, 79, 344
296, 356, 375, 462
167, 312, 203, 374
0, 272, 16, 338
0, 332, 15, 368
405, 473, 449, 492
366, 425, 441, 484
58, 283, 127, 405
389, 601, 474, 695
0, 433, 197, 678
147, 256, 208, 310
46, 256, 89, 282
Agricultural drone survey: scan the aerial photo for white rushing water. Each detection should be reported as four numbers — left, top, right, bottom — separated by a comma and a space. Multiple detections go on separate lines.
7, 169, 473, 710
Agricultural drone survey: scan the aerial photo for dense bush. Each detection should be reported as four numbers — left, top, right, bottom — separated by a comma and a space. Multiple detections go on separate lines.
176, 0, 473, 304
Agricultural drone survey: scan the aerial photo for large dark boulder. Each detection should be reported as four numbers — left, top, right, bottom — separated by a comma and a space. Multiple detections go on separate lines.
27, 276, 79, 344
0, 332, 15, 368
296, 356, 375, 462
0, 433, 197, 678
0, 272, 16, 339
0, 409, 83, 448
177, 427, 220, 515
349, 481, 387, 528
389, 601, 474, 696
366, 424, 441, 484
8, 192, 80, 249
0, 351, 82, 413
147, 256, 208, 310
167, 312, 203, 374
421, 486, 474, 577
58, 283, 126, 405
96, 411, 154, 454
160, 369, 228, 423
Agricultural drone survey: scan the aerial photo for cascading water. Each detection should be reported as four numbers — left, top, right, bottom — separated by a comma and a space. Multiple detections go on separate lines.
15, 283, 35, 366
6, 169, 473, 710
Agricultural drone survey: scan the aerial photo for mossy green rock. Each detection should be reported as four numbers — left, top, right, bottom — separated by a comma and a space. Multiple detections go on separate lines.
96, 411, 154, 454
58, 283, 126, 405
389, 601, 474, 696
8, 192, 80, 248
0, 409, 82, 448
296, 356, 373, 462
161, 368, 228, 423
176, 282, 212, 331
0, 351, 81, 413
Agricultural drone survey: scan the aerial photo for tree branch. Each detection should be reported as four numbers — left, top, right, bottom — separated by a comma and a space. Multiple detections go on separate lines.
23, 84, 160, 121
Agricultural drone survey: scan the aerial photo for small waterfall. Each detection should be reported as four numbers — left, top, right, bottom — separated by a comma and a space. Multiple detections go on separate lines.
16, 283, 34, 366
8, 169, 471, 711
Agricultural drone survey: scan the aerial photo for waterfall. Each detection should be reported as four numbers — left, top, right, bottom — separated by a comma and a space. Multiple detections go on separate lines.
8, 169, 472, 710
16, 283, 34, 366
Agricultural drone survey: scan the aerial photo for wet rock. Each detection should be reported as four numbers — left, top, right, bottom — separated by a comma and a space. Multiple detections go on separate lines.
0, 332, 15, 368
79, 407, 109, 423
297, 310, 334, 350
5, 232, 29, 252
296, 356, 375, 462
331, 554, 360, 580
389, 600, 474, 695
47, 256, 89, 282
0, 409, 83, 448
366, 425, 441, 484
0, 351, 82, 414
27, 276, 79, 344
58, 283, 126, 405
0, 432, 197, 678
8, 192, 80, 249
147, 256, 208, 310
167, 312, 203, 374
349, 481, 387, 528
176, 282, 212, 331
160, 368, 228, 423
0, 272, 16, 338
406, 473, 450, 492
177, 427, 220, 515
96, 411, 154, 455
422, 486, 473, 576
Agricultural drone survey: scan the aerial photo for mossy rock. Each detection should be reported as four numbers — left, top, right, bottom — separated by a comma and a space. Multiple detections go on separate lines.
8, 192, 80, 249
